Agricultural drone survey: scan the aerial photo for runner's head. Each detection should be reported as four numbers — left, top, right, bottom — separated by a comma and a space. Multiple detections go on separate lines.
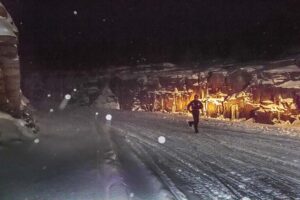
194, 94, 199, 100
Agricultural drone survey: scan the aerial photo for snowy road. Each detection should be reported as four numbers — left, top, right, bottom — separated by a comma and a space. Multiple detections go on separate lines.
1, 107, 300, 200
103, 109, 300, 200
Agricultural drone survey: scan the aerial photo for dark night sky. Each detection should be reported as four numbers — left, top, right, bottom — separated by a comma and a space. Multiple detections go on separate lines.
2, 0, 300, 69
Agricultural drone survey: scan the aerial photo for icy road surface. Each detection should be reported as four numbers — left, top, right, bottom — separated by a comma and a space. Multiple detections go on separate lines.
1, 107, 300, 200
105, 109, 300, 200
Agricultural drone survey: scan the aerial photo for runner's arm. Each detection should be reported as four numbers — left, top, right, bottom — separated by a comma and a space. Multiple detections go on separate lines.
187, 102, 192, 112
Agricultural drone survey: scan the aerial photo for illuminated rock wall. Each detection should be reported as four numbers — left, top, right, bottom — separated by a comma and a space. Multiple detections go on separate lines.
111, 61, 300, 125
21, 59, 300, 125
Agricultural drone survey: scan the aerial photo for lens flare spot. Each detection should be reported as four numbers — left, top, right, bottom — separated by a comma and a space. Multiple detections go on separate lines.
106, 114, 112, 121
65, 94, 71, 100
158, 136, 166, 144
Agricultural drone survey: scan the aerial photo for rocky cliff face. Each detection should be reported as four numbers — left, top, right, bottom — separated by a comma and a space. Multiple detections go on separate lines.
0, 2, 22, 116
22, 58, 300, 125
108, 59, 300, 125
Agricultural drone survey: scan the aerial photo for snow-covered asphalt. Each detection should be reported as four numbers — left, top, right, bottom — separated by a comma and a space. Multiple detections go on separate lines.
104, 109, 300, 200
1, 107, 300, 200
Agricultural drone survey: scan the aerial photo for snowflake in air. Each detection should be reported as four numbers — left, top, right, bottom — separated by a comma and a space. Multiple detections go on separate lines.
158, 136, 166, 144
65, 94, 71, 100
106, 114, 112, 121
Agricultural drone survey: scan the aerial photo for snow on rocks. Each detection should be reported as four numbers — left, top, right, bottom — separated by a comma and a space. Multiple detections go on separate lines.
22, 57, 300, 130
0, 111, 36, 144
106, 59, 300, 126
264, 65, 300, 74
276, 80, 300, 89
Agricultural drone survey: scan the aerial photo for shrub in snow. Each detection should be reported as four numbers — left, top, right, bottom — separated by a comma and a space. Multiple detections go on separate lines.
95, 86, 120, 110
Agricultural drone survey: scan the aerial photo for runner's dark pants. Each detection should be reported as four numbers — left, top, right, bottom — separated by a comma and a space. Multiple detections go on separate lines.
190, 110, 199, 132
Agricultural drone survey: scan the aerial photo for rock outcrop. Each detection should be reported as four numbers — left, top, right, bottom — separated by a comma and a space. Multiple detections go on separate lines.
0, 2, 21, 116
109, 59, 300, 125
22, 59, 300, 126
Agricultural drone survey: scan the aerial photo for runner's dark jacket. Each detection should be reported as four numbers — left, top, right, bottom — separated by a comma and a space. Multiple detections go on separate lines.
187, 100, 203, 111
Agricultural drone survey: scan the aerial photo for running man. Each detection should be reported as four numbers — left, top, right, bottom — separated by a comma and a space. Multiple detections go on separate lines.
187, 94, 203, 133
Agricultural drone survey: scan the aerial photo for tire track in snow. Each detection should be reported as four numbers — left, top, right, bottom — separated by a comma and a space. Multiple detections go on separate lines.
111, 118, 300, 199
112, 125, 249, 199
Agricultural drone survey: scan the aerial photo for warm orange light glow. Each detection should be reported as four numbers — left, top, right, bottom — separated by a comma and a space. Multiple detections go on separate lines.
150, 86, 298, 125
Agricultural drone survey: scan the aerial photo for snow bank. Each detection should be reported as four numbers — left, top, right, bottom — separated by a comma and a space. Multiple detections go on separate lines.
264, 65, 300, 73
276, 80, 300, 89
94, 86, 120, 110
0, 111, 36, 143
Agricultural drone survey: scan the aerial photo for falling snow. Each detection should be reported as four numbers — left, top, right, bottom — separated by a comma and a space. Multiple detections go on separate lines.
106, 114, 112, 121
158, 136, 166, 144
64, 94, 71, 100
